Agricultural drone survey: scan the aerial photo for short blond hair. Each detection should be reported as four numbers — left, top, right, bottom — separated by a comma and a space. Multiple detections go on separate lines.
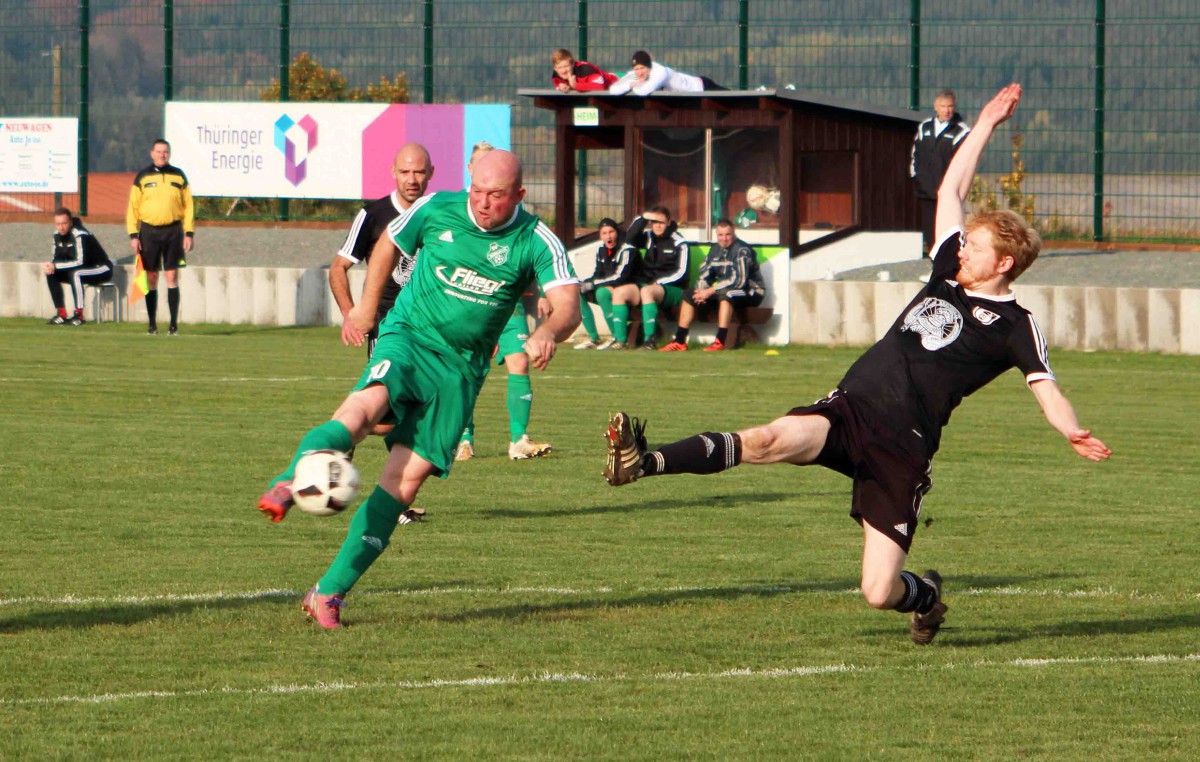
551, 48, 575, 66
965, 210, 1041, 281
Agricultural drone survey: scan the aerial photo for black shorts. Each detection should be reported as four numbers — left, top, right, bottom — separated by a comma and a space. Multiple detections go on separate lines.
787, 389, 932, 553
137, 222, 186, 271
682, 289, 763, 317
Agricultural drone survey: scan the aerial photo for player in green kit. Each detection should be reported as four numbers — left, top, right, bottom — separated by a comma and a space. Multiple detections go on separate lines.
454, 141, 555, 461
257, 150, 581, 628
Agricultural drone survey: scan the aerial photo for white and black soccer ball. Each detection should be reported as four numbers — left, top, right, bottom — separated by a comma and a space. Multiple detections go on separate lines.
290, 450, 360, 517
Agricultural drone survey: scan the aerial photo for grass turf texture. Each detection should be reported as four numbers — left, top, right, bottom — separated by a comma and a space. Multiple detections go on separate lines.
2, 318, 1197, 759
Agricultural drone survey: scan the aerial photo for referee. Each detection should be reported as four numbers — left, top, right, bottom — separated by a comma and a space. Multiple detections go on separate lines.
126, 138, 194, 335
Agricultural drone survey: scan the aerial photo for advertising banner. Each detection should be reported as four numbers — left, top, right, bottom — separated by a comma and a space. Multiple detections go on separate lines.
164, 102, 510, 199
0, 118, 78, 193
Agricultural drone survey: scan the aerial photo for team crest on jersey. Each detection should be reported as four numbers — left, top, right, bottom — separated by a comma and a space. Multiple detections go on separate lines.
972, 305, 1001, 326
901, 297, 963, 351
486, 242, 510, 266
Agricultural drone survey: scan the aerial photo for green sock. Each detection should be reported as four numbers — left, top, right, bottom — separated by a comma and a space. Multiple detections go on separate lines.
612, 304, 630, 343
507, 372, 532, 442
316, 486, 405, 595
642, 301, 659, 341
595, 288, 614, 334
270, 420, 353, 487
579, 293, 600, 341
461, 367, 489, 444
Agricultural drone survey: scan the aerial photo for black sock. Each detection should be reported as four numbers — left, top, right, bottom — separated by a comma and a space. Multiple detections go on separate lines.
145, 290, 158, 328
642, 432, 741, 476
674, 326, 689, 344
167, 287, 180, 328
715, 326, 728, 344
894, 571, 939, 613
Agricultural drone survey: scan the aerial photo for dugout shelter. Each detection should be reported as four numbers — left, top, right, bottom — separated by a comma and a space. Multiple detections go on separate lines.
520, 88, 921, 254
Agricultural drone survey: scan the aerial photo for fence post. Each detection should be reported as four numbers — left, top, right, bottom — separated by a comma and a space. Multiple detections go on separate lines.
423, 0, 434, 104
908, 0, 920, 110
577, 0, 588, 226
79, 0, 89, 216
738, 0, 748, 90
1093, 0, 1106, 241
278, 0, 290, 221
164, 0, 173, 101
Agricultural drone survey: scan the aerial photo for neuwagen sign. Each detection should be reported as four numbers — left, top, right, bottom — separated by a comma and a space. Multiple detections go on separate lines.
0, 118, 78, 193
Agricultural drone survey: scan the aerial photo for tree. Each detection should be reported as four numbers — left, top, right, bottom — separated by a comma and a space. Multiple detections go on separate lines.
260, 52, 409, 103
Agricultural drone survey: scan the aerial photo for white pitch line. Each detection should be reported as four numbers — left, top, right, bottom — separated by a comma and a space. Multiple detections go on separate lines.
0, 583, 1186, 609
3, 654, 1196, 707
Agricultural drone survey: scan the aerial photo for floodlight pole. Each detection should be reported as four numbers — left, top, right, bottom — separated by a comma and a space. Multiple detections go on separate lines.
577, 0, 589, 226
279, 0, 290, 220
164, 0, 173, 101
1093, 0, 1106, 241
78, 0, 89, 216
908, 0, 920, 111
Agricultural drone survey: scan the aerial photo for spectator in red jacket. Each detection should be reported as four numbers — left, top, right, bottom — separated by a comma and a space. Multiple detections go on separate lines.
551, 49, 618, 92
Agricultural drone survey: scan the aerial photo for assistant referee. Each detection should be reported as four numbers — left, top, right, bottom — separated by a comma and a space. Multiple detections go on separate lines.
126, 138, 194, 335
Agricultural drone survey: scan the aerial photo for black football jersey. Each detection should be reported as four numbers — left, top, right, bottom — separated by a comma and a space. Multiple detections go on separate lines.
838, 228, 1055, 458
336, 191, 414, 314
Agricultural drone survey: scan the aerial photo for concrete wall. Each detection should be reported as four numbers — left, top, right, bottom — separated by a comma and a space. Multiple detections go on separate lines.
0, 261, 346, 327
789, 279, 1200, 355
3, 260, 1198, 355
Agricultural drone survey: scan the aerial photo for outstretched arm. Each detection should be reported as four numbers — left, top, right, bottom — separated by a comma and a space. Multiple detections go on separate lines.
935, 83, 1022, 239
1029, 379, 1112, 462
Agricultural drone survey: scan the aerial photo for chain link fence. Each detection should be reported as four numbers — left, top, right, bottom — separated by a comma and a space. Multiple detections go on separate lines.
2, 0, 1197, 241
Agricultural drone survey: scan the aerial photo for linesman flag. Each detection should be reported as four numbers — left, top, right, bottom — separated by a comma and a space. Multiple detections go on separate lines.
128, 254, 150, 305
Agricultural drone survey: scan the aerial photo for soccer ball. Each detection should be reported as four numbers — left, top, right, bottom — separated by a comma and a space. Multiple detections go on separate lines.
745, 183, 769, 211
290, 450, 360, 516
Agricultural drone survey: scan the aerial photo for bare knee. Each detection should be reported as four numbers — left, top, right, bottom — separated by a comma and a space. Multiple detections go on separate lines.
739, 415, 828, 466
331, 386, 389, 442
861, 580, 895, 610
738, 424, 781, 463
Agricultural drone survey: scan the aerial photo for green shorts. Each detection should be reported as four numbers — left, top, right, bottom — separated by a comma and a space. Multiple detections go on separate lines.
495, 303, 529, 365
659, 285, 684, 309
353, 331, 475, 478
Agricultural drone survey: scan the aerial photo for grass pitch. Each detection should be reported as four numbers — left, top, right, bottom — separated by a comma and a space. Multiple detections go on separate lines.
2, 319, 1198, 759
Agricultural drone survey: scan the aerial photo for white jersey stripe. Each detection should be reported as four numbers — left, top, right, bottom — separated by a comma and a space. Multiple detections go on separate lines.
1028, 314, 1054, 377
534, 222, 573, 284
388, 193, 434, 257
337, 208, 369, 262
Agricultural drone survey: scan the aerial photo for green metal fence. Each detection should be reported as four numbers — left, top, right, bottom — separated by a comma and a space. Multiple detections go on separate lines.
2, 0, 1197, 241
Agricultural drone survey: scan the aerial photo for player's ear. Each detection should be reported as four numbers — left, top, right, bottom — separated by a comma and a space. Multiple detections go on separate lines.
997, 254, 1015, 274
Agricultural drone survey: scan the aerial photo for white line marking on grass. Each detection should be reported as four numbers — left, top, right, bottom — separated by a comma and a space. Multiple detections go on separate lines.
4, 654, 1196, 707
0, 583, 1184, 609
217, 377, 347, 382
546, 371, 764, 381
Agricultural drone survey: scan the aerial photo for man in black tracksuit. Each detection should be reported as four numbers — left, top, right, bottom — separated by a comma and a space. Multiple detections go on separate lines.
575, 218, 640, 350
659, 219, 765, 352
627, 207, 689, 350
911, 89, 970, 254
44, 207, 114, 325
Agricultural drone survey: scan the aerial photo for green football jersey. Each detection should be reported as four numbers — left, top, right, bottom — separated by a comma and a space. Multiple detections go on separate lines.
380, 190, 576, 374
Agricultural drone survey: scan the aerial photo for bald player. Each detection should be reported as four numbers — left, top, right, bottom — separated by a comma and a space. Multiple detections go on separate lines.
258, 150, 581, 629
